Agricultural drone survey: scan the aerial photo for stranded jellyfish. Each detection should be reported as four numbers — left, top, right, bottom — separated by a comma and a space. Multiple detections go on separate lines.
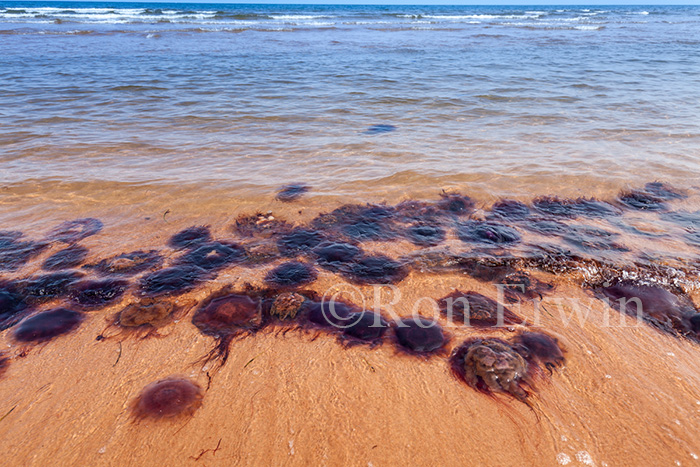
363, 124, 396, 135
264, 261, 317, 288
232, 213, 291, 239
140, 265, 208, 296
177, 241, 245, 271
618, 191, 667, 211
269, 292, 307, 320
312, 204, 397, 243
342, 311, 388, 346
86, 250, 162, 276
457, 257, 519, 283
276, 184, 310, 202
0, 231, 23, 246
533, 196, 618, 218
343, 255, 408, 285
496, 271, 553, 303
521, 218, 568, 237
393, 199, 446, 223
436, 192, 475, 216
438, 290, 524, 327
406, 224, 445, 247
118, 298, 180, 328
690, 314, 700, 334
313, 242, 361, 270
0, 280, 30, 330
0, 235, 48, 271
562, 225, 628, 253
69, 279, 128, 309
192, 291, 262, 364
277, 228, 325, 256
304, 299, 358, 329
20, 271, 84, 304
42, 245, 89, 271
597, 280, 698, 337
132, 377, 203, 420
394, 317, 446, 354
13, 308, 84, 343
643, 182, 685, 200
47, 218, 103, 243
487, 200, 531, 221
451, 338, 530, 401
513, 332, 565, 372
167, 226, 212, 250
457, 221, 521, 246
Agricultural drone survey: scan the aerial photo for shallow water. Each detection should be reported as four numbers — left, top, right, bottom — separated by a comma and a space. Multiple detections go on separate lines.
1, 3, 700, 215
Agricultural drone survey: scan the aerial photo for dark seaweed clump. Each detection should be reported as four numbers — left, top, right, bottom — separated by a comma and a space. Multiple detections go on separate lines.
343, 255, 408, 285
69, 279, 129, 309
42, 245, 89, 271
167, 226, 212, 250
276, 184, 310, 202
394, 317, 446, 354
14, 308, 84, 343
0, 280, 30, 330
47, 218, 103, 243
177, 241, 245, 271
438, 290, 524, 327
457, 220, 521, 245
85, 250, 162, 276
140, 265, 208, 296
20, 271, 84, 304
264, 261, 317, 288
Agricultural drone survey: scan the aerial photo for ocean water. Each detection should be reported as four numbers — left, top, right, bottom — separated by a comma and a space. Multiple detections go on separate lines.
0, 3, 699, 276
2, 3, 700, 197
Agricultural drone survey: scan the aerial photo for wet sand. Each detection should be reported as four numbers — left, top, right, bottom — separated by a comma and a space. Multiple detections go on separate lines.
1, 188, 700, 466
1, 276, 700, 466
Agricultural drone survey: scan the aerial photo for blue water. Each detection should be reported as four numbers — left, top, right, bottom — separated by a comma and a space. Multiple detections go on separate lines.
1, 3, 699, 205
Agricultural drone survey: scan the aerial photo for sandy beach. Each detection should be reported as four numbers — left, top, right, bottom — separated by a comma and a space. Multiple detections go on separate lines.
1, 188, 700, 466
